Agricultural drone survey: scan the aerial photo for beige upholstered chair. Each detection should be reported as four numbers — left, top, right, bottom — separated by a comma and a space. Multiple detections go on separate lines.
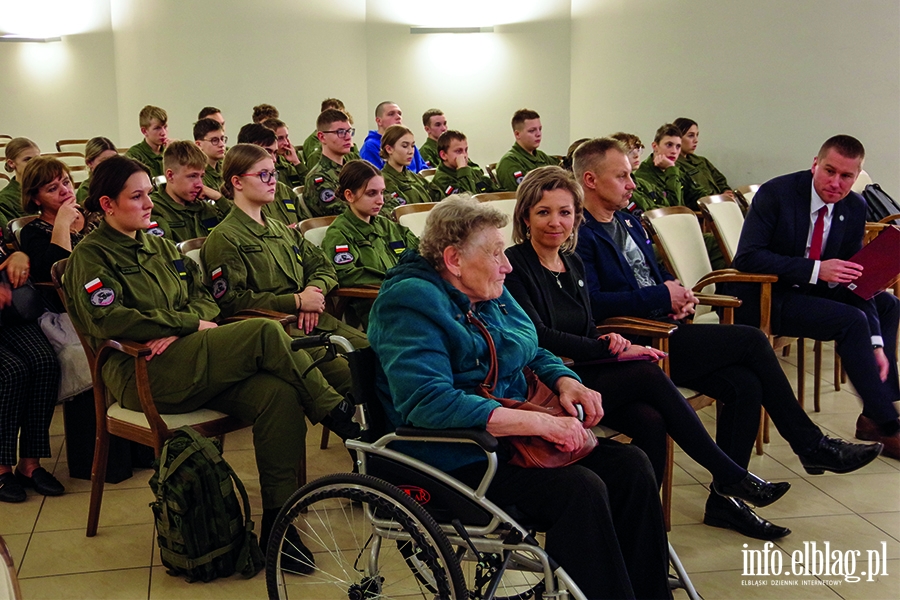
392, 202, 439, 237
298, 215, 337, 247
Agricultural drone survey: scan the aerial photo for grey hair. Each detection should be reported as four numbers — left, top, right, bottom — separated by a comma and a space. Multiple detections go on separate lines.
418, 195, 508, 271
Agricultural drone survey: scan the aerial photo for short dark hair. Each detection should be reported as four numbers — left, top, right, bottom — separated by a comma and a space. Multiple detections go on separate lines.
512, 109, 540, 130
572, 138, 628, 182
321, 98, 345, 112
672, 118, 698, 136
653, 123, 682, 144
86, 156, 150, 213
437, 130, 466, 155
261, 117, 287, 131
422, 108, 444, 127
818, 135, 865, 162
252, 104, 279, 123
193, 118, 224, 141
198, 106, 221, 120
237, 123, 276, 147
21, 156, 71, 213
562, 138, 591, 172
317, 109, 350, 131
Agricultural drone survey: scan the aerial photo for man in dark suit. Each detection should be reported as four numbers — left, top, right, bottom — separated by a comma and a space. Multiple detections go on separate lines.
571, 137, 881, 541
732, 135, 900, 459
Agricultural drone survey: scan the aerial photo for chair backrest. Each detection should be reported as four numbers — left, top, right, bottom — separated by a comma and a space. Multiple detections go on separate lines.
5, 215, 40, 251
735, 184, 759, 207
393, 202, 438, 237
50, 259, 99, 368
851, 169, 873, 194
483, 198, 518, 248
485, 163, 499, 187
56, 139, 90, 154
419, 168, 436, 182
292, 185, 304, 196
42, 151, 86, 169
176, 237, 206, 272
298, 215, 336, 247
70, 168, 89, 188
642, 206, 715, 298
472, 191, 516, 202
698, 195, 745, 266
0, 535, 22, 600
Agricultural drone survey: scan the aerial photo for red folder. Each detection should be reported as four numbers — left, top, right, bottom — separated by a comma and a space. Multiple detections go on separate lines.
843, 225, 900, 300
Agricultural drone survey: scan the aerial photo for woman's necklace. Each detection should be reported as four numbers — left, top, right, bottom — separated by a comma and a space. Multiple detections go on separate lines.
540, 256, 565, 289
548, 269, 563, 289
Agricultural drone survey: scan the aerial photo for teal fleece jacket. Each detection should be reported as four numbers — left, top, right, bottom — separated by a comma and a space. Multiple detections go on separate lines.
367, 250, 579, 472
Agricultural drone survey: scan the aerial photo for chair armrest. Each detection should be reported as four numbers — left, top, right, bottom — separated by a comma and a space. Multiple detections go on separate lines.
394, 426, 499, 453
693, 268, 777, 290
332, 286, 380, 299
222, 308, 294, 328
595, 322, 677, 338
97, 339, 152, 360
694, 293, 742, 308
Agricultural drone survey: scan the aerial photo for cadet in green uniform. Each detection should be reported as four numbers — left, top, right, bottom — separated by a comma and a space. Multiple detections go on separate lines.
380, 126, 434, 214
304, 109, 356, 217
261, 117, 308, 188
674, 117, 732, 197
0, 138, 41, 229
124, 105, 168, 179
75, 137, 118, 206
419, 108, 447, 168
430, 130, 495, 200
193, 118, 228, 206
496, 109, 559, 191
147, 141, 222, 244
65, 155, 355, 537
321, 161, 418, 328
201, 144, 368, 398
303, 99, 358, 170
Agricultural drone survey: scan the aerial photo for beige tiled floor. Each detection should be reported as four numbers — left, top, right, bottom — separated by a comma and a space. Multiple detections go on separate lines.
2, 340, 898, 599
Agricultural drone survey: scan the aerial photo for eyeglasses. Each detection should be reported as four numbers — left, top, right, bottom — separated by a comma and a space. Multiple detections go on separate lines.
320, 128, 355, 138
202, 136, 228, 146
240, 170, 278, 184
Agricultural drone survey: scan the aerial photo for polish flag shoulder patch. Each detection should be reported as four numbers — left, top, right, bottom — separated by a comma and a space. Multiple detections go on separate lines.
84, 278, 103, 293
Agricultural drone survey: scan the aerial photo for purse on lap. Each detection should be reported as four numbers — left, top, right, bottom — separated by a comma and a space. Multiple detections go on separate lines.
466, 311, 597, 469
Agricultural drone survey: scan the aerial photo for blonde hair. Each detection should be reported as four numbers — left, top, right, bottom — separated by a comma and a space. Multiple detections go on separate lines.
513, 166, 584, 253
84, 137, 117, 165
163, 140, 207, 171
139, 105, 167, 128
4, 137, 40, 173
418, 195, 508, 271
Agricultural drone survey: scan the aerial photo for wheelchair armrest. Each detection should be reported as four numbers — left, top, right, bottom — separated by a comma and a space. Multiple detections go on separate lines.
394, 426, 499, 453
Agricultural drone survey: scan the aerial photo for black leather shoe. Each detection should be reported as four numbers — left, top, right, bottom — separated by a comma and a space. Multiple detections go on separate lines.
16, 467, 65, 496
278, 525, 315, 576
0, 472, 26, 503
798, 436, 883, 475
704, 494, 791, 540
321, 399, 361, 440
711, 473, 790, 508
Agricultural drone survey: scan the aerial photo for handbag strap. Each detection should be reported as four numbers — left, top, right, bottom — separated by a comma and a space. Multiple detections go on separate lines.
466, 311, 499, 397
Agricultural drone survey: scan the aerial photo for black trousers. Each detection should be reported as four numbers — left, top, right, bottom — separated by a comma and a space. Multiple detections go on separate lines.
667, 324, 822, 469
452, 438, 672, 600
574, 360, 745, 487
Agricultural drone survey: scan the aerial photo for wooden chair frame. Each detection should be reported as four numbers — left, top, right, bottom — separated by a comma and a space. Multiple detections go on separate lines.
55, 139, 90, 153
472, 191, 517, 202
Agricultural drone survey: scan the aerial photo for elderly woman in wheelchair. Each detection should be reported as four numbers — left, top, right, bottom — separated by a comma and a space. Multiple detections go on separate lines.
265, 196, 703, 599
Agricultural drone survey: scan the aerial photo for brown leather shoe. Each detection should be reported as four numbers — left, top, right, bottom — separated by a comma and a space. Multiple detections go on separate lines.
856, 415, 900, 460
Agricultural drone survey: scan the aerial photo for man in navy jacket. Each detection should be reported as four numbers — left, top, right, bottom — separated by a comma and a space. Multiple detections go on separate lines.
732, 135, 900, 459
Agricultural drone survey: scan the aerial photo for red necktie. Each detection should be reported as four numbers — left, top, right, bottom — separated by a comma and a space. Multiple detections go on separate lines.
809, 206, 828, 260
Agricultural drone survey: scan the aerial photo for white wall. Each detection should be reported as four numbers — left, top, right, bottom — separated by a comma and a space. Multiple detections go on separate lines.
570, 0, 900, 193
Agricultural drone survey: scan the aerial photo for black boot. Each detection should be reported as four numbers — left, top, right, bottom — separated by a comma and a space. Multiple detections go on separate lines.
261, 508, 315, 575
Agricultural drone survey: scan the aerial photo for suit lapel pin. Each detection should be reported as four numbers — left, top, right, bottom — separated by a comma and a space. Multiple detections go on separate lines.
625, 220, 633, 228
839, 215, 844, 221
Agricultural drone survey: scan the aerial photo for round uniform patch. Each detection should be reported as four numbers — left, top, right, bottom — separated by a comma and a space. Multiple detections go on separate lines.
320, 189, 335, 204
395, 197, 407, 206
212, 278, 228, 299
515, 175, 524, 185
90, 287, 116, 307
333, 251, 354, 265
147, 227, 165, 237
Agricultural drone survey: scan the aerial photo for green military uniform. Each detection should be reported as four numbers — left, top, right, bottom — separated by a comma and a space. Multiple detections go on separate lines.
64, 220, 344, 508
276, 155, 308, 189
321, 211, 418, 328
149, 185, 221, 244
0, 178, 26, 229
75, 179, 91, 206
381, 164, 433, 214
200, 207, 368, 392
304, 155, 346, 217
303, 131, 360, 170
677, 153, 731, 197
419, 137, 440, 168
496, 143, 559, 191
125, 140, 165, 178
203, 162, 224, 195
430, 161, 495, 201
262, 181, 311, 227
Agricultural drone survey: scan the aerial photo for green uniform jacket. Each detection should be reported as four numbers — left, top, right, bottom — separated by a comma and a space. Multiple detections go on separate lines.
0, 178, 25, 229
430, 161, 495, 200
677, 153, 731, 196
203, 162, 224, 195
419, 138, 439, 168
304, 155, 346, 217
125, 140, 164, 178
149, 186, 221, 244
276, 155, 308, 189
303, 131, 360, 170
381, 164, 433, 214
76, 180, 90, 206
200, 207, 339, 317
496, 144, 558, 191
262, 182, 310, 227
635, 155, 706, 210
63, 221, 218, 409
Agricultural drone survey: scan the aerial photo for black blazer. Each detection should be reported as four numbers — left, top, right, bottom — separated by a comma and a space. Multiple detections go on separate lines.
505, 242, 614, 362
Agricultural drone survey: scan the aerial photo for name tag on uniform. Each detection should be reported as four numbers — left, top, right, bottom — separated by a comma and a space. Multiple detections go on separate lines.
389, 240, 406, 255
168, 219, 186, 228
240, 244, 262, 253
292, 245, 303, 263
173, 259, 188, 280
117, 265, 141, 275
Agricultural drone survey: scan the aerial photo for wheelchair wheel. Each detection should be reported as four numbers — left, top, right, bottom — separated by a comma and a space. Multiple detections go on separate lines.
265, 473, 467, 599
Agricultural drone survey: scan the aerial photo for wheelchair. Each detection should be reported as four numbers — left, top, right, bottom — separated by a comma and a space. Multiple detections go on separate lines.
266, 334, 700, 600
